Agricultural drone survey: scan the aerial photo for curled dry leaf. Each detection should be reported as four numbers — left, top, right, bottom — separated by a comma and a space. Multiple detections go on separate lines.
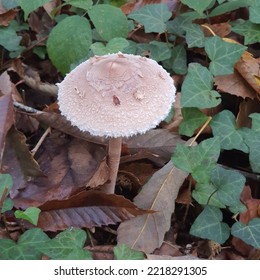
214, 70, 257, 99
36, 191, 153, 231
235, 53, 260, 95
117, 160, 189, 253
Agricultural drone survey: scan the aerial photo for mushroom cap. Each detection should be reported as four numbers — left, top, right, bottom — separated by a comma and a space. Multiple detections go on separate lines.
57, 53, 176, 138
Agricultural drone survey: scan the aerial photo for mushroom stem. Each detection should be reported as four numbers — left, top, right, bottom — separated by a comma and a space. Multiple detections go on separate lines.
103, 137, 122, 194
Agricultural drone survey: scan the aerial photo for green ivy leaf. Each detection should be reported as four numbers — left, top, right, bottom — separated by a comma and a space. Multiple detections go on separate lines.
114, 244, 145, 260
128, 4, 172, 33
205, 36, 246, 76
231, 218, 260, 248
64, 0, 93, 10
193, 166, 246, 209
184, 23, 205, 48
0, 228, 50, 260
232, 20, 260, 45
88, 4, 128, 41
163, 45, 187, 74
210, 0, 249, 17
19, 0, 51, 20
47, 15, 92, 75
0, 174, 13, 213
193, 181, 226, 208
249, 6, 260, 23
0, 24, 23, 52
172, 137, 220, 183
90, 38, 129, 56
2, 0, 19, 9
179, 108, 208, 137
181, 63, 221, 108
190, 205, 230, 244
15, 207, 41, 226
244, 113, 260, 173
2, 198, 14, 213
149, 41, 172, 61
211, 110, 248, 152
180, 0, 213, 15
250, 113, 260, 131
38, 228, 92, 260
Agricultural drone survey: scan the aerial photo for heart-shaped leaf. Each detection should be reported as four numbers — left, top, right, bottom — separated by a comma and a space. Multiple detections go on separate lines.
181, 63, 221, 108
231, 218, 260, 248
190, 205, 230, 244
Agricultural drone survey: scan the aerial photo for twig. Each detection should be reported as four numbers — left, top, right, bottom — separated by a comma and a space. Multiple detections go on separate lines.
189, 116, 212, 147
13, 101, 40, 114
31, 127, 51, 156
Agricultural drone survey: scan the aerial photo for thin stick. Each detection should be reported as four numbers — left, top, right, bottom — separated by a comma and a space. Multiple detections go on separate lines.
189, 116, 212, 147
31, 127, 51, 156
103, 137, 122, 194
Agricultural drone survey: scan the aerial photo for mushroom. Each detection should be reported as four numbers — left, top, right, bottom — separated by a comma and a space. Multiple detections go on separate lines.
57, 53, 176, 194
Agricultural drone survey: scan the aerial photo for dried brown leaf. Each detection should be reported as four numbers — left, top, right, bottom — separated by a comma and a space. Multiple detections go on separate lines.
202, 22, 231, 38
0, 9, 17, 26
126, 129, 183, 165
235, 53, 260, 95
36, 191, 152, 231
117, 161, 189, 253
11, 137, 109, 208
214, 70, 257, 99
236, 99, 260, 128
121, 0, 180, 15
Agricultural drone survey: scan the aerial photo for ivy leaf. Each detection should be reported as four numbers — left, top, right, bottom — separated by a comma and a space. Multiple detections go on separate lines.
0, 174, 13, 214
180, 0, 213, 15
0, 228, 50, 260
114, 244, 145, 260
244, 113, 260, 173
38, 228, 92, 260
210, 166, 246, 206
90, 38, 129, 56
181, 63, 221, 109
0, 24, 23, 52
64, 0, 93, 10
47, 16, 92, 75
232, 20, 260, 45
193, 181, 226, 208
211, 110, 248, 152
88, 4, 128, 41
205, 36, 247, 76
15, 207, 41, 226
148, 41, 172, 61
250, 113, 260, 131
163, 45, 187, 74
184, 23, 205, 48
231, 218, 260, 248
193, 166, 246, 208
190, 205, 230, 244
210, 0, 248, 17
19, 0, 51, 19
128, 4, 172, 33
179, 108, 208, 137
172, 137, 220, 183
249, 6, 260, 24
